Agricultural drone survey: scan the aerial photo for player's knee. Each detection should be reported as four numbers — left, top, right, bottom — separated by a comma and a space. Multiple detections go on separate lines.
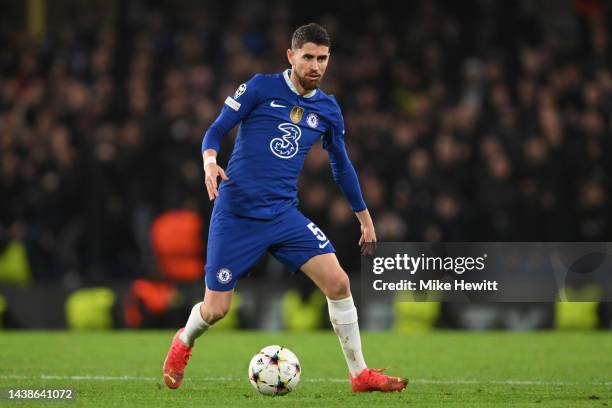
201, 303, 230, 325
325, 272, 351, 300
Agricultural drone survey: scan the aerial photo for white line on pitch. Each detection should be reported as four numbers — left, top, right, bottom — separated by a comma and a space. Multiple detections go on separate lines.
0, 374, 610, 386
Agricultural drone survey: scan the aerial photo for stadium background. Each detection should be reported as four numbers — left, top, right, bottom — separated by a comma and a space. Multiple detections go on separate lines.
0, 0, 610, 330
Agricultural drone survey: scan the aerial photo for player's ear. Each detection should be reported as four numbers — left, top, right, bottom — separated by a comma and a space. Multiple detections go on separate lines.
287, 48, 294, 65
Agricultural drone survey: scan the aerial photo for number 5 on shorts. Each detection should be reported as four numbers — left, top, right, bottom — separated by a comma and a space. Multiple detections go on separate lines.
307, 222, 327, 242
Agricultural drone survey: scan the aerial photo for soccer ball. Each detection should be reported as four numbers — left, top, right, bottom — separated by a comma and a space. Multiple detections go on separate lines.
248, 345, 301, 396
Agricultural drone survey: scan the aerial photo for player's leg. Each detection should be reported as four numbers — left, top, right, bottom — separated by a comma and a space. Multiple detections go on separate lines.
270, 208, 407, 392
163, 207, 268, 389
180, 287, 234, 347
269, 210, 369, 376
163, 288, 233, 389
301, 253, 408, 392
299, 253, 366, 372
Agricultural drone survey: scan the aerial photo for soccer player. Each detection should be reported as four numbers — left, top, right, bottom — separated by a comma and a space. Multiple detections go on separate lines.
163, 23, 408, 393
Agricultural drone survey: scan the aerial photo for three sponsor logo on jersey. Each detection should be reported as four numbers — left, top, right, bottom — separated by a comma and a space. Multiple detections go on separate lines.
269, 104, 319, 159
270, 123, 301, 159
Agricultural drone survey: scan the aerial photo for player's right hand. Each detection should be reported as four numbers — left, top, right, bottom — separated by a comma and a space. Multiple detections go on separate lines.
204, 163, 229, 200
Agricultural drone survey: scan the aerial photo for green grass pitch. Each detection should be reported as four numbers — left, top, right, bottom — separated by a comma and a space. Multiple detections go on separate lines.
0, 331, 610, 407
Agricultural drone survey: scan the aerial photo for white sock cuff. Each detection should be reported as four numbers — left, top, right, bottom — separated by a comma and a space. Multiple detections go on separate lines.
327, 296, 358, 325
191, 302, 210, 327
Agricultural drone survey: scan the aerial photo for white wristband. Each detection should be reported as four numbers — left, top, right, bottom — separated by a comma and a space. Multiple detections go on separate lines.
204, 156, 217, 167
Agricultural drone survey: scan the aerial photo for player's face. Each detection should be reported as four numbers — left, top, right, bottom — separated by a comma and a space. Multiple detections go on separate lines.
287, 42, 330, 91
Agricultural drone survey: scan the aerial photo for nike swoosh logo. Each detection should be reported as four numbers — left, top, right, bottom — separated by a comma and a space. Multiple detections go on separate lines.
270, 100, 286, 108
318, 241, 330, 249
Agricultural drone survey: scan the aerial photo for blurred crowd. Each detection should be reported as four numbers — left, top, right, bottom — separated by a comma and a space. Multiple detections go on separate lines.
0, 0, 610, 284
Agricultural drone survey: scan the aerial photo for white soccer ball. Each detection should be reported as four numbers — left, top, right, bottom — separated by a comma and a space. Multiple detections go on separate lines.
248, 345, 301, 396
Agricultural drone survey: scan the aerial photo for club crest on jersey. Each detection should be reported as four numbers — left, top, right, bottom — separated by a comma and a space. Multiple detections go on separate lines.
290, 106, 304, 124
306, 113, 319, 128
216, 268, 232, 284
234, 83, 247, 99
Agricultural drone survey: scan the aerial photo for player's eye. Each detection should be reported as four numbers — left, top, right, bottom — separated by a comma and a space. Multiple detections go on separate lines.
317, 56, 328, 62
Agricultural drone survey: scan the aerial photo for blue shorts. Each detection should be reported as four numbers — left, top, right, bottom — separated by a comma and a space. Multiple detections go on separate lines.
204, 206, 335, 291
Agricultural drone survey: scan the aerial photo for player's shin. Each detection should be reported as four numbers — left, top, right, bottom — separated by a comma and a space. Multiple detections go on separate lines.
327, 296, 367, 376
179, 302, 211, 346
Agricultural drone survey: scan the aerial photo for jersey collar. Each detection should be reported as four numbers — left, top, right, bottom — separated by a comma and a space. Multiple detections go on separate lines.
283, 69, 317, 98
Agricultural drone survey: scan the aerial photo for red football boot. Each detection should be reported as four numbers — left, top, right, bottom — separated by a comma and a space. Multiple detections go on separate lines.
162, 329, 192, 389
350, 368, 408, 392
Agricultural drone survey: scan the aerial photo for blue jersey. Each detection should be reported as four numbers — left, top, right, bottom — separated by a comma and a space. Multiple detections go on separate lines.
202, 69, 366, 220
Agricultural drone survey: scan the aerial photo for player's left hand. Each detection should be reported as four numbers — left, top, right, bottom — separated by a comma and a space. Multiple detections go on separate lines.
359, 224, 377, 257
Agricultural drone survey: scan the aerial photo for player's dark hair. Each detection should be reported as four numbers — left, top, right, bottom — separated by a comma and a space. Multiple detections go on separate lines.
291, 23, 331, 50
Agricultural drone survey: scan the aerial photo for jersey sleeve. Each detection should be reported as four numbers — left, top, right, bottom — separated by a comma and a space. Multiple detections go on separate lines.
322, 103, 367, 212
201, 74, 263, 153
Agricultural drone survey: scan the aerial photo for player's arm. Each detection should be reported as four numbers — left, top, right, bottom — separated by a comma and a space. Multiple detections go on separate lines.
201, 75, 262, 200
323, 114, 377, 256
